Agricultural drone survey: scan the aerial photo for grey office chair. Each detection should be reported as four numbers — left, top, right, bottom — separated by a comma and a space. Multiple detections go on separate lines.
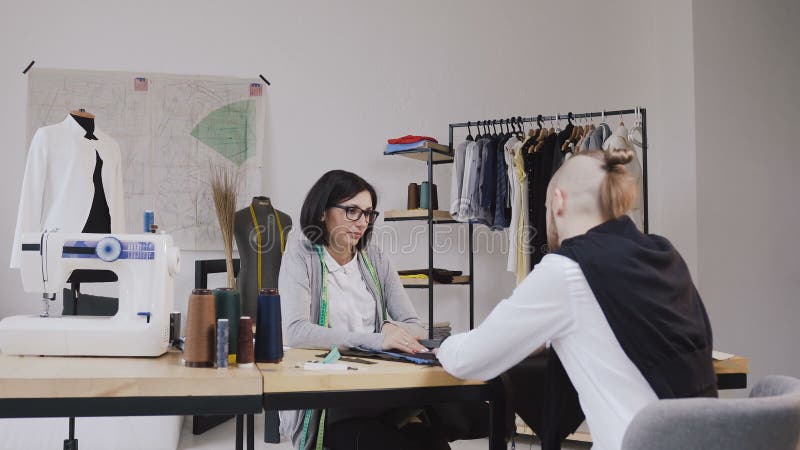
622, 375, 800, 450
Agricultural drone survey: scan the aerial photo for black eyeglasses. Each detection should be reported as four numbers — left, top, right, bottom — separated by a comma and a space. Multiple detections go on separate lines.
331, 205, 380, 224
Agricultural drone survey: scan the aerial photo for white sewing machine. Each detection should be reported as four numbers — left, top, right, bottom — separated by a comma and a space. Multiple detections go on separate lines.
0, 231, 180, 357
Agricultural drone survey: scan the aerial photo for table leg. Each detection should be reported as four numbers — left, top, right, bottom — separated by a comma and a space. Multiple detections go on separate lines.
236, 414, 243, 450
247, 414, 254, 450
264, 410, 280, 443
490, 383, 507, 450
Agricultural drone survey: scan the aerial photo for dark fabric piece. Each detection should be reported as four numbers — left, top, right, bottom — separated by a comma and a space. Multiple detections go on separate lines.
551, 124, 574, 175
554, 216, 717, 399
503, 351, 584, 450
479, 136, 499, 223
82, 150, 111, 233
527, 134, 557, 268
397, 268, 462, 284
425, 401, 491, 442
492, 135, 511, 230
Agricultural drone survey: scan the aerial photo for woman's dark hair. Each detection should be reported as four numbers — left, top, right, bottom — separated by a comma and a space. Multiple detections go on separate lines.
300, 170, 378, 250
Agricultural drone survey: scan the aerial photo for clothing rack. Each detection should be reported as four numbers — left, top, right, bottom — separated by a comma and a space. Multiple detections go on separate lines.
448, 107, 649, 232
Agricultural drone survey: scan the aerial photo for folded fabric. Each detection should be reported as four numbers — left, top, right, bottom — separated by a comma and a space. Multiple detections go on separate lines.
388, 135, 438, 144
397, 268, 462, 284
347, 347, 440, 366
385, 142, 434, 153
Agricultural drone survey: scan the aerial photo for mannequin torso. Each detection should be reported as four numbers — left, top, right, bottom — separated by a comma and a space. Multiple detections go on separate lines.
234, 197, 292, 319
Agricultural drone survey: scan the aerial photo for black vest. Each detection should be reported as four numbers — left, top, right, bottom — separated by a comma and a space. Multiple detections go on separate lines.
553, 216, 717, 399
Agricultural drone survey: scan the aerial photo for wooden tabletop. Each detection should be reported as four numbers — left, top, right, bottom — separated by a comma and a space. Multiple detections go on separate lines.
713, 356, 749, 374
0, 350, 262, 399
261, 350, 750, 395
259, 349, 484, 394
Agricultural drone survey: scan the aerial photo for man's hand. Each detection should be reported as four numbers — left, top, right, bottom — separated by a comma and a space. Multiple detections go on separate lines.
381, 323, 428, 353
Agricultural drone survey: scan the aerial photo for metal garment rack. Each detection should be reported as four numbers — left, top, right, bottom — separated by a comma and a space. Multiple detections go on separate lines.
448, 107, 649, 233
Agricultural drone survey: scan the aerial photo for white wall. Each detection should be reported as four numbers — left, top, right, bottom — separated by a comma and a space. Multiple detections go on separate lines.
693, 0, 800, 383
0, 1, 698, 338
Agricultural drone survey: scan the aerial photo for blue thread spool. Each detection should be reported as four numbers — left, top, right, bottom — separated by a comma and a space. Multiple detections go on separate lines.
216, 319, 229, 368
420, 182, 430, 209
255, 288, 283, 363
144, 210, 154, 233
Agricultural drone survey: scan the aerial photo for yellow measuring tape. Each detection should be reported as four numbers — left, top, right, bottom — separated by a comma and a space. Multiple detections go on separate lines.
248, 204, 285, 290
298, 245, 385, 449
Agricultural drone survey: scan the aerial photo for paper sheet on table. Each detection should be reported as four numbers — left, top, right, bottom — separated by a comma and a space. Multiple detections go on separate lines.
712, 350, 735, 360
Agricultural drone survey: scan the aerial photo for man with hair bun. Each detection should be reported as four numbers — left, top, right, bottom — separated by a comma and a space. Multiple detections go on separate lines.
437, 149, 715, 450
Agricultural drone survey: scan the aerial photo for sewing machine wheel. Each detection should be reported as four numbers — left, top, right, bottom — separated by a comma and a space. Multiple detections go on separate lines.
95, 236, 122, 262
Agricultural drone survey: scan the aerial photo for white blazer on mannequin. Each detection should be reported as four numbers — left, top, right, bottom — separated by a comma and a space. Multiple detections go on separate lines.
10, 115, 126, 268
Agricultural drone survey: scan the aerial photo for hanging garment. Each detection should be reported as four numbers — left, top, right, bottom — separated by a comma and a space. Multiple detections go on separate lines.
449, 140, 469, 220
514, 140, 530, 284
581, 122, 612, 151
11, 115, 125, 268
460, 138, 488, 221
492, 135, 515, 230
477, 135, 499, 227
506, 138, 521, 274
550, 123, 574, 175
528, 134, 558, 268
457, 140, 480, 221
603, 125, 645, 230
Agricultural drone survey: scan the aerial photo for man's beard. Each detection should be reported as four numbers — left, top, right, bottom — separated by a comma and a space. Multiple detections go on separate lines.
546, 206, 560, 251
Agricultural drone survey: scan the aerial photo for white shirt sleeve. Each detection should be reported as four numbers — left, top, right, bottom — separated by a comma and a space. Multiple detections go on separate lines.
437, 254, 576, 381
10, 130, 48, 268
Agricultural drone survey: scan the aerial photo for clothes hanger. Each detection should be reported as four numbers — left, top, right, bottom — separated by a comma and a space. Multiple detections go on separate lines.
491, 120, 498, 138
475, 120, 482, 140
466, 121, 474, 141
70, 108, 95, 119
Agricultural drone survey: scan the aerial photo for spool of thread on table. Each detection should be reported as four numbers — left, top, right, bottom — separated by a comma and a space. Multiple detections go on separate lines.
216, 319, 229, 368
214, 288, 241, 365
255, 288, 283, 363
237, 316, 255, 366
184, 289, 215, 367
431, 183, 439, 210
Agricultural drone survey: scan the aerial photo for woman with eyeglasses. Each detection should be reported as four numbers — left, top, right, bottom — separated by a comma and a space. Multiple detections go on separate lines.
279, 169, 454, 450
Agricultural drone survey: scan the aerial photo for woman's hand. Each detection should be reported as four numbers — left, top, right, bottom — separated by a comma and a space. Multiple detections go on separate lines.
381, 323, 428, 353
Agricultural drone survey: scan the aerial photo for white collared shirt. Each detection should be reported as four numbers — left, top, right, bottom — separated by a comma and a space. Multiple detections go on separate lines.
437, 254, 658, 450
323, 248, 377, 333
10, 115, 126, 268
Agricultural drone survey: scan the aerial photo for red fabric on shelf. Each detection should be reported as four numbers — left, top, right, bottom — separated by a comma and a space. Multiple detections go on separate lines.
387, 135, 438, 144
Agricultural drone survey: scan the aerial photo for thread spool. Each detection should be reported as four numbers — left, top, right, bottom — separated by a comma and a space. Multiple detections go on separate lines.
184, 289, 215, 367
407, 183, 420, 209
420, 181, 430, 209
237, 316, 255, 366
214, 288, 241, 365
431, 183, 439, 210
144, 210, 154, 233
216, 319, 229, 368
255, 288, 283, 363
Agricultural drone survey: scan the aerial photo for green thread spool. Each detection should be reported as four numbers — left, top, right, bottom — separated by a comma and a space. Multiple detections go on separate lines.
213, 288, 241, 364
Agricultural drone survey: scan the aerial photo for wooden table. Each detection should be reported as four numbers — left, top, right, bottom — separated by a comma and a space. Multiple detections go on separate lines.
0, 350, 263, 450
714, 356, 749, 390
259, 348, 507, 450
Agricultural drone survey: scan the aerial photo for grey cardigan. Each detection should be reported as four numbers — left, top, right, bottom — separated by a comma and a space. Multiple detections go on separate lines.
278, 228, 426, 449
